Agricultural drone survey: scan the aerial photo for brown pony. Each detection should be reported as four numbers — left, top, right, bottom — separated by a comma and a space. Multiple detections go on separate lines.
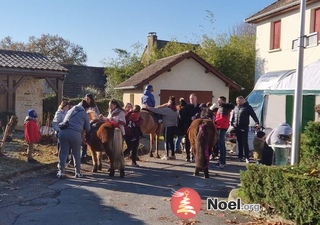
139, 110, 163, 158
86, 110, 125, 178
188, 118, 217, 178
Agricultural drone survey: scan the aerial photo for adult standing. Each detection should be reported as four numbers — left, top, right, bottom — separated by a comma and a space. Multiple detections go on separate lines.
175, 98, 188, 154
99, 99, 126, 135
214, 96, 234, 168
52, 100, 70, 154
231, 96, 260, 163
81, 93, 100, 163
181, 93, 200, 162
146, 96, 178, 160
57, 100, 90, 178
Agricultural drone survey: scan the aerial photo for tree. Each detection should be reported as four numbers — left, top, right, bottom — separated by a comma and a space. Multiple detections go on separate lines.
104, 45, 145, 100
0, 34, 87, 65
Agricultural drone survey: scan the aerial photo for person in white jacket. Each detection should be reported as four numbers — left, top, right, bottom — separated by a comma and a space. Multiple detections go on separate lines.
266, 122, 292, 166
145, 96, 178, 160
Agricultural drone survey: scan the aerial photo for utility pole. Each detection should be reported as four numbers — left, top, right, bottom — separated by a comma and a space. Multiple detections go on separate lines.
291, 0, 306, 165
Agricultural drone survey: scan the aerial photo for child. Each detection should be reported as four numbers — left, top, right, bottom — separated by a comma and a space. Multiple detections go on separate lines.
24, 109, 41, 163
126, 105, 143, 141
253, 129, 266, 161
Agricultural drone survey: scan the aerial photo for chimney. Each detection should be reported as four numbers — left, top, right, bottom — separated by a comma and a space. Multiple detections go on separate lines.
148, 32, 157, 48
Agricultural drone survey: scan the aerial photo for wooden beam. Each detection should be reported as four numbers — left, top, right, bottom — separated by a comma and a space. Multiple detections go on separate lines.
7, 75, 14, 112
45, 77, 58, 93
0, 80, 8, 92
12, 76, 27, 92
57, 78, 63, 104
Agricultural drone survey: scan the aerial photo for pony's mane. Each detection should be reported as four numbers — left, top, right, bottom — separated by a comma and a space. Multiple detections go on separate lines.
87, 110, 98, 121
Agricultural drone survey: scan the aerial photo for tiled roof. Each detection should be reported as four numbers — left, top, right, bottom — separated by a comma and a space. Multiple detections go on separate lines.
245, 0, 308, 23
62, 64, 106, 98
116, 51, 241, 91
0, 49, 68, 72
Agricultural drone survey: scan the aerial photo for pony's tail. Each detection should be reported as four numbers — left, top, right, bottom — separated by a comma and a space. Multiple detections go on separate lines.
113, 128, 125, 169
196, 123, 210, 169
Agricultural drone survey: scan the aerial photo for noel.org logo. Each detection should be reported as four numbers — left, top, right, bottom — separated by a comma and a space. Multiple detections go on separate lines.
170, 187, 202, 219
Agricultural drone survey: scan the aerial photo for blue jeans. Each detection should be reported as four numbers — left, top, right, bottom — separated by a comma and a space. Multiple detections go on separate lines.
174, 135, 184, 152
218, 129, 227, 165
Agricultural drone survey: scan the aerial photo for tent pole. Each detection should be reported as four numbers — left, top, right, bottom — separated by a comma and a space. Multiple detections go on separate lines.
291, 0, 306, 165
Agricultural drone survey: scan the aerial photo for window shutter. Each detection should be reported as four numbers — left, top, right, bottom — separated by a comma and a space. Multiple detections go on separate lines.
315, 8, 320, 40
273, 21, 281, 49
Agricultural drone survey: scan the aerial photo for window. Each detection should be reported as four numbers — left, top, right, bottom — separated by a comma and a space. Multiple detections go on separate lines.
314, 8, 320, 40
271, 20, 281, 49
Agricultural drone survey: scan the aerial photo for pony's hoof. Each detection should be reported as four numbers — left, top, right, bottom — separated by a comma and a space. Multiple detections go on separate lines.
119, 169, 125, 178
156, 154, 161, 159
204, 175, 209, 179
149, 153, 153, 157
98, 165, 102, 171
92, 168, 98, 173
109, 170, 115, 177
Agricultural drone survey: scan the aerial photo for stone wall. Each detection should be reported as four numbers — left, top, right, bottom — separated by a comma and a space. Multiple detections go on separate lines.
15, 77, 43, 129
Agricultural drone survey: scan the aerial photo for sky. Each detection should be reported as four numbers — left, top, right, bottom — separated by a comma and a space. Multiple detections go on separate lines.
0, 0, 275, 67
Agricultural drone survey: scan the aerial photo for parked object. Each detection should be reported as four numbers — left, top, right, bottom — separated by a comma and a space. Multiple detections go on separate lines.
247, 60, 320, 130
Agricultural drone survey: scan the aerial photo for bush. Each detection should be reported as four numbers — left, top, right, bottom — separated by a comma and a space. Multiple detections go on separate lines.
300, 121, 320, 167
42, 95, 111, 123
239, 164, 320, 225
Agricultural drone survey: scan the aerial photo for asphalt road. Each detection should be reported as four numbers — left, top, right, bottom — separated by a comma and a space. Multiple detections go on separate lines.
0, 140, 255, 225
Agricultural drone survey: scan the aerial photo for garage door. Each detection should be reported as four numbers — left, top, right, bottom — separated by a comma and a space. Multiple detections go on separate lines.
160, 90, 213, 105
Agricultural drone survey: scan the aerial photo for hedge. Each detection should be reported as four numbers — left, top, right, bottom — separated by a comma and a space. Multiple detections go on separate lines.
239, 164, 320, 225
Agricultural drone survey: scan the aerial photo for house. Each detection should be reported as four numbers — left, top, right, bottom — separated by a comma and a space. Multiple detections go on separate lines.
141, 32, 200, 65
115, 51, 241, 106
61, 65, 106, 98
0, 50, 68, 129
245, 0, 320, 129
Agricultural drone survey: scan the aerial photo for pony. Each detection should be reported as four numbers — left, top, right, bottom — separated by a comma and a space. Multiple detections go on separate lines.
188, 118, 217, 178
139, 110, 163, 158
85, 110, 125, 178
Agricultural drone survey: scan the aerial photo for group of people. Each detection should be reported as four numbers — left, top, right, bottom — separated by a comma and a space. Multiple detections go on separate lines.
23, 84, 262, 179
140, 85, 261, 168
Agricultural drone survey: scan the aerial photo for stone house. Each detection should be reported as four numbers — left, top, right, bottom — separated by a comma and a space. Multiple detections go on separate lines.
0, 50, 68, 129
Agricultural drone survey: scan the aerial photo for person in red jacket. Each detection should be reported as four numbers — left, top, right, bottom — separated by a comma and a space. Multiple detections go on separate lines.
214, 96, 234, 168
24, 109, 41, 163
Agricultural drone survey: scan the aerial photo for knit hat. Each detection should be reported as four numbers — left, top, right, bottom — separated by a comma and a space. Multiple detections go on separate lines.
27, 109, 38, 118
209, 103, 218, 111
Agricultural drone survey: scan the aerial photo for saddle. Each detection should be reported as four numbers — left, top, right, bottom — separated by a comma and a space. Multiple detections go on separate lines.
142, 108, 161, 124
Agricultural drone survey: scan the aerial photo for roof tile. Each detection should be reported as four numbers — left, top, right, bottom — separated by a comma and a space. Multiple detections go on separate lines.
0, 49, 68, 72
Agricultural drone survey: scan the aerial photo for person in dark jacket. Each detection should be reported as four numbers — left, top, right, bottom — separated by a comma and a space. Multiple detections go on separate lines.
182, 93, 200, 162
231, 96, 260, 163
175, 98, 188, 153
214, 96, 234, 168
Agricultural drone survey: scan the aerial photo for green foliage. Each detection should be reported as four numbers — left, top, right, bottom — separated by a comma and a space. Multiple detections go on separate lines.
239, 164, 320, 225
104, 47, 144, 100
96, 99, 109, 115
0, 111, 17, 132
0, 34, 87, 65
42, 94, 111, 122
79, 86, 104, 99
300, 121, 320, 167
